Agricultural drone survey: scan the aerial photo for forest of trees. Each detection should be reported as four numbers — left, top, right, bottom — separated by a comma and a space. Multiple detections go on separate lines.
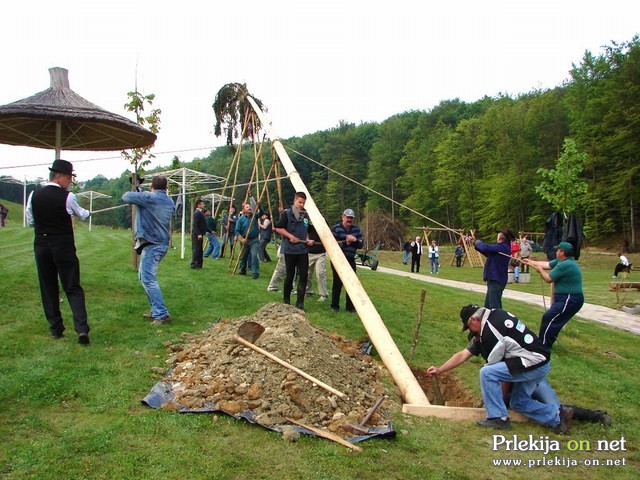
2, 36, 638, 250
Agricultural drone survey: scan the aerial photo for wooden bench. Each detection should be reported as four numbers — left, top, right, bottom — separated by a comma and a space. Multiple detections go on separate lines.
609, 282, 640, 292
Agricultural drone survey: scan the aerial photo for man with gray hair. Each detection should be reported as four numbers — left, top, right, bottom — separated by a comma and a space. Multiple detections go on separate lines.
330, 208, 364, 313
428, 304, 573, 433
26, 159, 91, 344
122, 175, 175, 325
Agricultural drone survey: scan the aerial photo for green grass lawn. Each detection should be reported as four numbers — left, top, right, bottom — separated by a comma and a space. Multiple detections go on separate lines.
0, 201, 638, 479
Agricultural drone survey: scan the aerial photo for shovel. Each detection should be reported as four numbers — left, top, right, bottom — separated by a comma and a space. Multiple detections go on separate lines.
234, 322, 347, 399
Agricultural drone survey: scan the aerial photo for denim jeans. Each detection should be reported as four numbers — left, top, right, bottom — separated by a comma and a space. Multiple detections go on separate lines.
238, 238, 260, 276
203, 232, 220, 259
480, 362, 559, 427
139, 243, 169, 319
484, 280, 505, 309
430, 256, 438, 273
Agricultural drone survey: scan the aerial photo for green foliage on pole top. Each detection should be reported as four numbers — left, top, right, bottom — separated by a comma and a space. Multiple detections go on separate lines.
535, 138, 588, 215
212, 83, 266, 146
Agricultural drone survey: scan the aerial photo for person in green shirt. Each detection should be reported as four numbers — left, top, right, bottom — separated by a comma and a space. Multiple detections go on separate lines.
524, 241, 584, 347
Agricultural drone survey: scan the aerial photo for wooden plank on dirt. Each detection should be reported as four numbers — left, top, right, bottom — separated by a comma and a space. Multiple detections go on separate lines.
402, 404, 529, 422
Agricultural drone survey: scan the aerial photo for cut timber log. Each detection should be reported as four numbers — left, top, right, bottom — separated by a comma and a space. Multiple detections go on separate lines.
402, 404, 528, 422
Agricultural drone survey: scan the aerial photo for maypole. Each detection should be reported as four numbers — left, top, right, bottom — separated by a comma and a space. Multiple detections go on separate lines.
246, 96, 429, 407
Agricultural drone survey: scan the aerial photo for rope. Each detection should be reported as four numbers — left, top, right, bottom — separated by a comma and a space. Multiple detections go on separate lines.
283, 144, 460, 235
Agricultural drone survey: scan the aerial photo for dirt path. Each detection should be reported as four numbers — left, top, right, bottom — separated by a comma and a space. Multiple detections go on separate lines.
375, 266, 640, 335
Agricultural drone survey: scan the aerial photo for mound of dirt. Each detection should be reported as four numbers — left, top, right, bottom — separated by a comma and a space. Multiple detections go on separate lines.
158, 303, 390, 437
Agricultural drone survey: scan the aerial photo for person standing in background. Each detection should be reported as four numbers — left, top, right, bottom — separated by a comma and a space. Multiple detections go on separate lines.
190, 199, 207, 269
203, 209, 221, 260
258, 212, 273, 262
0, 203, 8, 227
427, 239, 439, 274
410, 236, 423, 273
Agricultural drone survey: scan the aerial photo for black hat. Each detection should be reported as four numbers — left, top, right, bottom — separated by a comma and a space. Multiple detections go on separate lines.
496, 228, 516, 242
49, 159, 75, 176
459, 304, 480, 331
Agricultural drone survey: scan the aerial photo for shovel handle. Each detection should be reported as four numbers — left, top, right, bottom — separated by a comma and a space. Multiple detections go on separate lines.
287, 418, 363, 452
234, 335, 347, 399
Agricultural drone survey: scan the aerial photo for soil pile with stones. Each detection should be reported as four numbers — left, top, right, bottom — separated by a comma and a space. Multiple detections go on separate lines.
160, 303, 390, 437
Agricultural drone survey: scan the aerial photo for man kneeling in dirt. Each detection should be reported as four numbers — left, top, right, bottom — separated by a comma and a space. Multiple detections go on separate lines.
428, 305, 574, 432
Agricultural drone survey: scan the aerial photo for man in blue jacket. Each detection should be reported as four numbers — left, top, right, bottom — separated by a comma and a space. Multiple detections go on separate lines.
122, 176, 175, 325
331, 208, 364, 312
473, 228, 514, 309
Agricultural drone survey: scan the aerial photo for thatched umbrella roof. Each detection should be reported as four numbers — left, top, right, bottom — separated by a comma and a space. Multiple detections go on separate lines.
0, 67, 156, 154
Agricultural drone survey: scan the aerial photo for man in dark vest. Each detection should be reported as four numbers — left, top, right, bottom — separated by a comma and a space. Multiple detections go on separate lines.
26, 159, 91, 345
274, 192, 314, 310
190, 199, 207, 269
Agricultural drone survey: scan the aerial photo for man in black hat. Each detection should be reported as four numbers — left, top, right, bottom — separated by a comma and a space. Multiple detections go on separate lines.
472, 228, 514, 309
26, 159, 91, 345
427, 305, 573, 433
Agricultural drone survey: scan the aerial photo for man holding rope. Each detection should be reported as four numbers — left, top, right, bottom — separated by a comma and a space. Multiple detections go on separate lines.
472, 228, 515, 309
122, 175, 175, 325
524, 241, 584, 347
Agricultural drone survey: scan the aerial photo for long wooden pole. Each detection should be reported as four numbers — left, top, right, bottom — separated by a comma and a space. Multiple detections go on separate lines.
246, 96, 429, 407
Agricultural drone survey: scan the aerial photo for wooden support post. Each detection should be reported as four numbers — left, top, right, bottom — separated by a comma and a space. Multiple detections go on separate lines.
408, 289, 426, 361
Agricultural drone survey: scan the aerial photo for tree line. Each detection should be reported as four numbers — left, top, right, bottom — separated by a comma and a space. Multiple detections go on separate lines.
2, 37, 637, 250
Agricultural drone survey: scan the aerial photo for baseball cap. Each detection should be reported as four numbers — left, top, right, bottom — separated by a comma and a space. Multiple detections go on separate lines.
553, 241, 575, 256
343, 208, 355, 218
459, 304, 480, 331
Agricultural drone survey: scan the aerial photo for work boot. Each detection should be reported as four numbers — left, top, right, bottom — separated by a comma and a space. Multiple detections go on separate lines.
476, 418, 511, 430
568, 405, 612, 426
555, 406, 574, 434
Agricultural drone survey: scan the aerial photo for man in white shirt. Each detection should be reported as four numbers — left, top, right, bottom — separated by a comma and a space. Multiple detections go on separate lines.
612, 252, 631, 278
26, 159, 91, 345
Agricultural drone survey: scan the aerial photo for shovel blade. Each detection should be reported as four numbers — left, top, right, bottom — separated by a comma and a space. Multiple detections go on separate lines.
237, 321, 265, 344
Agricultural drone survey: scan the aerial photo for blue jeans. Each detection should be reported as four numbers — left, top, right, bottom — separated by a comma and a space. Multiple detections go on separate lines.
238, 238, 260, 276
203, 232, 220, 259
139, 243, 169, 319
480, 362, 559, 427
430, 256, 439, 273
484, 280, 505, 309
539, 293, 584, 347
402, 251, 410, 264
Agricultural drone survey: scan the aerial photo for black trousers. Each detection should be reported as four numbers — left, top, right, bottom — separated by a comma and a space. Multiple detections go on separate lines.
411, 253, 421, 273
191, 234, 204, 268
284, 253, 309, 308
331, 256, 357, 311
34, 233, 90, 336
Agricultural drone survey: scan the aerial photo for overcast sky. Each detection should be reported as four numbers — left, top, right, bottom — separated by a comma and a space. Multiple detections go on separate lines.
1, 0, 638, 182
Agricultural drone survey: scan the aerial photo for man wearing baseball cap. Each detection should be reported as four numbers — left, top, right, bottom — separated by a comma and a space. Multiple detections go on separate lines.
524, 241, 584, 347
26, 159, 91, 345
330, 208, 364, 312
427, 305, 573, 433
